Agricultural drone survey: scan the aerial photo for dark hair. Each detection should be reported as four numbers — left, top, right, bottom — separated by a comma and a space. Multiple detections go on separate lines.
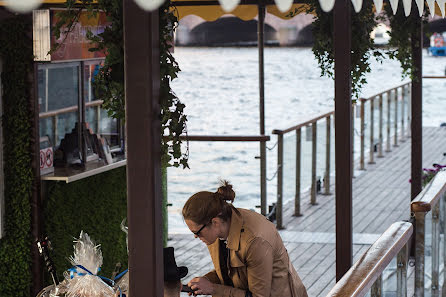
182, 180, 236, 225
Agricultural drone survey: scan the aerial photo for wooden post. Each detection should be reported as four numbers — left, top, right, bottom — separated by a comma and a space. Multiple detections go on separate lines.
310, 123, 317, 205
334, 0, 353, 281
411, 15, 422, 200
295, 128, 302, 216
123, 1, 163, 296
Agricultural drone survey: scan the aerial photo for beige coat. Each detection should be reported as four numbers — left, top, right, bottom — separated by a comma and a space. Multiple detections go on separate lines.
204, 208, 308, 297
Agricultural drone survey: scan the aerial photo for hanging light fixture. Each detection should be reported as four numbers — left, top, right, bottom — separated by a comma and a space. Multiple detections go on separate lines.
4, 0, 43, 13
318, 0, 335, 12
402, 0, 412, 16
274, 0, 293, 13
218, 0, 240, 12
373, 0, 383, 13
351, 0, 363, 13
133, 0, 165, 11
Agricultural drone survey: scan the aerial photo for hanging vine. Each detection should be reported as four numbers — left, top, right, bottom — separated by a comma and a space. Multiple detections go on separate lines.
53, 0, 188, 168
380, 2, 429, 80
297, 0, 383, 99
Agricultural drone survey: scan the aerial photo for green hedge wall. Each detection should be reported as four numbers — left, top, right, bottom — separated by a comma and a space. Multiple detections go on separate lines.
44, 167, 128, 282
0, 16, 34, 297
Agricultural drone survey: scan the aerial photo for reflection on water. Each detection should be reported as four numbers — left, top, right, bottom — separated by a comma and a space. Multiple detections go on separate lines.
168, 47, 446, 232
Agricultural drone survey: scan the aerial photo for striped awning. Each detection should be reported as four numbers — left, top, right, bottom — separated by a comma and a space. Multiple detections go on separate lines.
0, 0, 444, 18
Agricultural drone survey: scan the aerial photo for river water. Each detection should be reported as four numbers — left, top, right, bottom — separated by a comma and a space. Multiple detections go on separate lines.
167, 46, 446, 233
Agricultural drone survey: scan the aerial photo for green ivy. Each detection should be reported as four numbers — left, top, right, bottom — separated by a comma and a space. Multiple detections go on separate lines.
301, 0, 383, 99
381, 2, 429, 80
52, 0, 189, 169
0, 16, 34, 297
43, 167, 128, 282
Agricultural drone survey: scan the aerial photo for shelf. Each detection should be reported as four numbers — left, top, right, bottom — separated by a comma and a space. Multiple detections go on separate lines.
41, 158, 126, 183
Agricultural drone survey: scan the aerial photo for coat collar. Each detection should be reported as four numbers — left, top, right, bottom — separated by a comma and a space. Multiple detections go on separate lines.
226, 207, 243, 251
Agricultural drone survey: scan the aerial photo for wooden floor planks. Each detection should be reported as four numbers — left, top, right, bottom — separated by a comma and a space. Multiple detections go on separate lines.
170, 127, 446, 297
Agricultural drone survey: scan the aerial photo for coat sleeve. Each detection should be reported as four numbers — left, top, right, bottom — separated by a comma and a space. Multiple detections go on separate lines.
204, 270, 220, 284
213, 238, 274, 297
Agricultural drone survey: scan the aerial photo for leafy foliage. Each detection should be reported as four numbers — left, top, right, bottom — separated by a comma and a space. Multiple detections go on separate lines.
53, 0, 189, 168
302, 0, 383, 99
381, 2, 429, 80
0, 15, 34, 297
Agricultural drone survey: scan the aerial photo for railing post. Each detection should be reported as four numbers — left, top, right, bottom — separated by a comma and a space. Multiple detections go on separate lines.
386, 91, 392, 152
415, 210, 426, 297
277, 133, 284, 229
397, 243, 408, 297
444, 193, 446, 289
432, 203, 440, 296
360, 98, 365, 170
394, 88, 399, 147
311, 122, 318, 205
407, 83, 412, 137
351, 104, 355, 177
294, 128, 302, 216
261, 141, 267, 216
401, 86, 405, 141
97, 105, 101, 134
371, 274, 383, 297
324, 116, 331, 195
369, 97, 375, 164
378, 94, 383, 158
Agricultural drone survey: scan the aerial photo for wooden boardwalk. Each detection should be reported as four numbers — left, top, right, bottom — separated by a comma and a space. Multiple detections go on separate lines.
169, 126, 446, 297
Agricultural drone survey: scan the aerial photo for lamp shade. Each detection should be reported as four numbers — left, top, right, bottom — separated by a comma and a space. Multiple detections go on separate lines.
133, 0, 165, 11
4, 0, 42, 13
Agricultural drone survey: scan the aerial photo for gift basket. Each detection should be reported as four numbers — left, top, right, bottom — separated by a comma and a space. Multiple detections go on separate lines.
37, 230, 128, 297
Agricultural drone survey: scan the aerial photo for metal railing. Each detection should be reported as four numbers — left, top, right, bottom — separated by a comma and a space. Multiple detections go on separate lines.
271, 82, 411, 229
326, 221, 413, 297
411, 170, 446, 297
358, 82, 411, 169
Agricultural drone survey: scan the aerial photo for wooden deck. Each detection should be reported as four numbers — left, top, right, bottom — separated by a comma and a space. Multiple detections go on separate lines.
169, 126, 446, 297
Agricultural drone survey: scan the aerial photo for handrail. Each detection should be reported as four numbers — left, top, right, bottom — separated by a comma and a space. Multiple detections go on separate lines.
360, 82, 411, 103
422, 76, 446, 79
326, 221, 413, 297
272, 111, 333, 135
167, 135, 270, 142
411, 170, 446, 213
39, 100, 104, 118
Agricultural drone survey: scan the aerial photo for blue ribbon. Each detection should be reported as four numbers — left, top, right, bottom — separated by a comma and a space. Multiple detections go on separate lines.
68, 265, 123, 297
113, 269, 128, 282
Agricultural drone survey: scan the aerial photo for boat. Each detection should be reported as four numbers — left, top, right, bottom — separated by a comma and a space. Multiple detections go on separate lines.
428, 32, 446, 56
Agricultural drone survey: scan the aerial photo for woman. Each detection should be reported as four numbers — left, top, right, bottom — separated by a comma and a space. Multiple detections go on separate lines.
182, 181, 308, 297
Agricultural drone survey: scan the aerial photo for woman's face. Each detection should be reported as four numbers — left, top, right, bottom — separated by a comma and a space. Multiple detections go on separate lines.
185, 219, 219, 245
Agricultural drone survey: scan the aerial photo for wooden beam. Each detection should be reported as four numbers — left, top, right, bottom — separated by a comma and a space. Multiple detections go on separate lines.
411, 15, 422, 200
334, 0, 353, 282
123, 1, 163, 296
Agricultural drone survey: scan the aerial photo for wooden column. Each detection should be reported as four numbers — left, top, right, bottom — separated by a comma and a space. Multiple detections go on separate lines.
123, 1, 163, 296
334, 0, 353, 281
411, 14, 422, 200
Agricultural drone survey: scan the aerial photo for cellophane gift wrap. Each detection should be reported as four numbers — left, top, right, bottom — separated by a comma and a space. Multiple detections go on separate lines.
51, 231, 117, 297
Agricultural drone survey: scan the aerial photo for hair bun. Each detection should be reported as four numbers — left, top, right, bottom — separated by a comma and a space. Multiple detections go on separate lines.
216, 180, 236, 203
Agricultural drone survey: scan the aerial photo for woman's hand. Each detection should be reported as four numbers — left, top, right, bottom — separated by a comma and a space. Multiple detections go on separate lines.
188, 277, 214, 295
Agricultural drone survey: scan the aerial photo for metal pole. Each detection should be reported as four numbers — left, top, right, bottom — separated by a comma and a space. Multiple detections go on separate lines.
334, 0, 353, 280
369, 97, 375, 164
258, 3, 267, 216
401, 86, 405, 141
360, 98, 365, 170
277, 134, 284, 229
123, 1, 163, 296
397, 243, 408, 297
386, 91, 392, 152
411, 16, 423, 200
97, 105, 101, 133
432, 203, 440, 296
324, 116, 331, 195
378, 94, 383, 157
311, 123, 317, 205
295, 128, 302, 216
371, 274, 383, 297
394, 88, 398, 147
415, 211, 426, 297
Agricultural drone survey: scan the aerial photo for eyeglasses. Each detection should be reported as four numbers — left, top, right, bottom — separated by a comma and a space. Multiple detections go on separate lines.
192, 221, 210, 237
